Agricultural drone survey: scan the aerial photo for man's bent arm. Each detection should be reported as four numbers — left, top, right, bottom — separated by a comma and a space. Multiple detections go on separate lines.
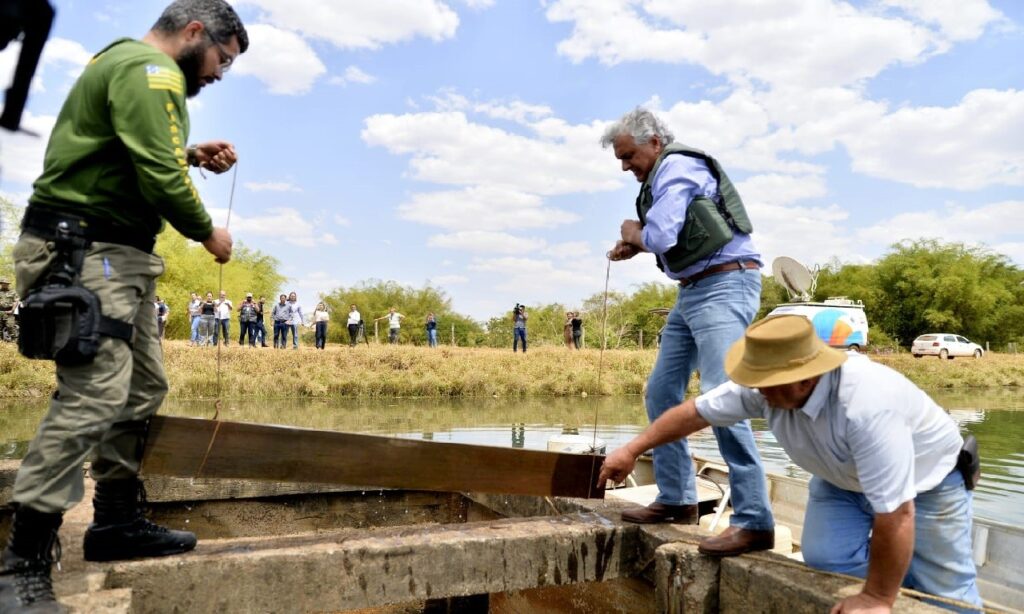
832, 500, 915, 613
598, 399, 710, 483
866, 501, 915, 602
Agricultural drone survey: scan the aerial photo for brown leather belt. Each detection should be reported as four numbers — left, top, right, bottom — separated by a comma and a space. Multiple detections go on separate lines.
678, 260, 760, 287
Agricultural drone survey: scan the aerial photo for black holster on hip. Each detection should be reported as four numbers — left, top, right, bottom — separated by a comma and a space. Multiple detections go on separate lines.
17, 213, 133, 366
956, 434, 981, 490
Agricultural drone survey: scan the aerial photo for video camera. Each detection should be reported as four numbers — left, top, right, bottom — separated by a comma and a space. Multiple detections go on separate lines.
514, 303, 524, 315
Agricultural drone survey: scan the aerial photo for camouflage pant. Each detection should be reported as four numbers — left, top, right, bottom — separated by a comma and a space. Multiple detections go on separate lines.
12, 233, 167, 514
0, 312, 16, 342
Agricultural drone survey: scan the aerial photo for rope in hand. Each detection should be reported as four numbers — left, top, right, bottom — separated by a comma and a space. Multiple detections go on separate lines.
194, 162, 238, 480
586, 254, 613, 496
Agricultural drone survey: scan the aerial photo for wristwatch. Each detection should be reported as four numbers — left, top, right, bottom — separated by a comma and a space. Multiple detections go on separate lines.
186, 144, 199, 167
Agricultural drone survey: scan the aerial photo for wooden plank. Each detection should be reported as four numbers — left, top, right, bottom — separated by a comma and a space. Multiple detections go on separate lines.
141, 416, 605, 499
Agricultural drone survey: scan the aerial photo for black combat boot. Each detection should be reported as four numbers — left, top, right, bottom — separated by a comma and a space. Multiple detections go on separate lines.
82, 478, 196, 562
0, 505, 66, 614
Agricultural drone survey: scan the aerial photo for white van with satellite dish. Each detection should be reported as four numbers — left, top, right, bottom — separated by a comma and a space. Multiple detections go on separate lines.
766, 257, 869, 350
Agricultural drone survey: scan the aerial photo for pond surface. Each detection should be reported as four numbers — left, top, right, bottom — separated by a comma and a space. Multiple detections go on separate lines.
3, 389, 1022, 524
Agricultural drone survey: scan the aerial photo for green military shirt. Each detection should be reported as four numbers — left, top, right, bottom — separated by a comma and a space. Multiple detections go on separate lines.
29, 38, 212, 242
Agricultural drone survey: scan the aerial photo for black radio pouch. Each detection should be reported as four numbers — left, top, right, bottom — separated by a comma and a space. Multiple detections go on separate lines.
17, 220, 133, 366
957, 434, 981, 490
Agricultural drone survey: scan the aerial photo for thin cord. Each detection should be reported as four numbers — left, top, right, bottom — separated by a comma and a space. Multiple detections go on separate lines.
194, 163, 237, 481
214, 163, 238, 417
587, 255, 613, 495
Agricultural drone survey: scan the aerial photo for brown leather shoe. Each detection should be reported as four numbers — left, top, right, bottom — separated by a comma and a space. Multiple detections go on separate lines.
698, 526, 774, 556
620, 502, 698, 524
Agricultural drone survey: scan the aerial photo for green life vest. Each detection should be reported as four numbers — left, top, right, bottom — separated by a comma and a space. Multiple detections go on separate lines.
635, 143, 753, 273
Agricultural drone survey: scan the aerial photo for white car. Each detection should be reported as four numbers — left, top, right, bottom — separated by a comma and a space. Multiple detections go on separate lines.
911, 334, 984, 359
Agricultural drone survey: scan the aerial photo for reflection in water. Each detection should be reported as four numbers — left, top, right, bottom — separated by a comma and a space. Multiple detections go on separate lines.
2, 389, 1022, 523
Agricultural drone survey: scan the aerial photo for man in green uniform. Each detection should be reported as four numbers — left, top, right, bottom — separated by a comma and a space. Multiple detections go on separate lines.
0, 279, 17, 342
0, 2, 248, 612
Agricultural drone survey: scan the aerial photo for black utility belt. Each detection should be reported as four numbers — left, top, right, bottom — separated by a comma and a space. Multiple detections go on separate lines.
22, 205, 156, 254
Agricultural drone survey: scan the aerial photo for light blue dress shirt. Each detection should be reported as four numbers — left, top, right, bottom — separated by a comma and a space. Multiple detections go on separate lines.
641, 154, 761, 280
694, 354, 963, 513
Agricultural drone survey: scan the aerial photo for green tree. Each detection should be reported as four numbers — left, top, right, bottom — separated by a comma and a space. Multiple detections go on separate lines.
872, 240, 1024, 347
155, 230, 286, 339
0, 196, 24, 285
321, 279, 485, 346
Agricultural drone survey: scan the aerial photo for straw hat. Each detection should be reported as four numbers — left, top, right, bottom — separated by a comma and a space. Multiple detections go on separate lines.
725, 315, 847, 388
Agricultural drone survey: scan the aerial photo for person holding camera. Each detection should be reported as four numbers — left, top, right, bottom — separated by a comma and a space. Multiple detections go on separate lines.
512, 303, 528, 353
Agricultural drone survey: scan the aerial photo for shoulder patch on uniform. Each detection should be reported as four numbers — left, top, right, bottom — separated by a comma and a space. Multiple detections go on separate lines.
146, 64, 183, 94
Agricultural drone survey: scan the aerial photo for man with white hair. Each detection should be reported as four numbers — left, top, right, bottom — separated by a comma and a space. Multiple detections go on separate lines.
600, 107, 774, 555
600, 315, 981, 612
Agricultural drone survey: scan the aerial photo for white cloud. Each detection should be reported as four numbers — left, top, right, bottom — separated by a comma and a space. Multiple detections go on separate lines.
736, 174, 828, 208
545, 0, 943, 88
856, 200, 1024, 248
548, 241, 592, 258
880, 0, 1004, 42
398, 187, 579, 232
333, 214, 351, 226
208, 206, 337, 247
429, 274, 468, 285
236, 0, 459, 49
1, 37, 90, 95
469, 256, 601, 293
231, 24, 326, 95
244, 181, 303, 192
329, 65, 377, 86
362, 110, 617, 195
839, 89, 1024, 189
427, 231, 547, 253
0, 112, 56, 185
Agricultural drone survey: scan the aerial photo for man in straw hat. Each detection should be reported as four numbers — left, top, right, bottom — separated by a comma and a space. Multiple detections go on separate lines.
600, 315, 980, 612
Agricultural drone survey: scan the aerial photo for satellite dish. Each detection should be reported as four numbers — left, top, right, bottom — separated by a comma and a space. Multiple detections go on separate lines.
772, 256, 815, 302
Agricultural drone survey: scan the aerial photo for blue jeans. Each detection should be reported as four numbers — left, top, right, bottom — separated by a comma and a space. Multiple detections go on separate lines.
513, 327, 527, 352
645, 266, 773, 530
802, 471, 980, 610
291, 323, 300, 348
315, 321, 327, 349
212, 319, 229, 346
273, 322, 288, 348
427, 329, 438, 347
190, 315, 201, 343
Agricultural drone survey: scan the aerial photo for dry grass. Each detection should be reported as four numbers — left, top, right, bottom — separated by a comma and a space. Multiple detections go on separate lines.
1, 342, 1022, 401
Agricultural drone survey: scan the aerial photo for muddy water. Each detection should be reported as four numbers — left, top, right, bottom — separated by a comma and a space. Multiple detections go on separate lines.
3, 389, 1022, 523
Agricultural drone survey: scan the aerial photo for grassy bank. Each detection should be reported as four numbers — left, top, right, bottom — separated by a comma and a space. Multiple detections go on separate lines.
1, 342, 1023, 400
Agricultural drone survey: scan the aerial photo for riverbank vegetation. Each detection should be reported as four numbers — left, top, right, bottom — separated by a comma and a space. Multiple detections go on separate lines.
2, 342, 1022, 401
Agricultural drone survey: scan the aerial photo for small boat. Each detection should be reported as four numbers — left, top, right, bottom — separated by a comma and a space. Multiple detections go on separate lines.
608, 454, 1024, 612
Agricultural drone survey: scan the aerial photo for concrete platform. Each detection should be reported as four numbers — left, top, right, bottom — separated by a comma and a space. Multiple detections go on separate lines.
0, 460, 960, 613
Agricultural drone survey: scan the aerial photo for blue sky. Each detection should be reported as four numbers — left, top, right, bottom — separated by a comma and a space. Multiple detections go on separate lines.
2, 0, 1022, 319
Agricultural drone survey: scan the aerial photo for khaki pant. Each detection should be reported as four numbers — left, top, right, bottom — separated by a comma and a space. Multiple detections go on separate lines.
12, 233, 168, 514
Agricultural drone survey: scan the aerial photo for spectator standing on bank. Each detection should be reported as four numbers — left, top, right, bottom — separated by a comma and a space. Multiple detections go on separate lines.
287, 291, 302, 349
187, 292, 201, 346
563, 311, 574, 349
271, 293, 290, 349
312, 302, 329, 350
254, 295, 267, 347
199, 292, 216, 347
347, 304, 361, 347
571, 312, 583, 349
212, 290, 232, 346
376, 307, 404, 344
154, 296, 169, 339
512, 304, 527, 353
425, 312, 438, 348
237, 293, 257, 347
